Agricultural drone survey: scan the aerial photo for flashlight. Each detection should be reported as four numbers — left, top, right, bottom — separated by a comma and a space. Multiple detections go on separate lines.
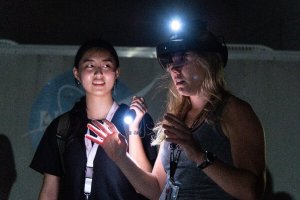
124, 109, 136, 125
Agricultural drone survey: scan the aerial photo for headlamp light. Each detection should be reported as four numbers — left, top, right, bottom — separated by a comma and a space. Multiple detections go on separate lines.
156, 19, 228, 70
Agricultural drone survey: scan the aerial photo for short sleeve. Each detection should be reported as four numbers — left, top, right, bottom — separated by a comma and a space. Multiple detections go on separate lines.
30, 117, 63, 177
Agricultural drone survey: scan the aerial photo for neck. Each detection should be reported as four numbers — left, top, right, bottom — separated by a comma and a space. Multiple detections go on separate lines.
86, 94, 114, 120
185, 95, 208, 128
189, 94, 208, 111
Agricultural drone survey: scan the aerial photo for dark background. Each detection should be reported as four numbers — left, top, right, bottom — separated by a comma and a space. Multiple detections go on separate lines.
1, 0, 300, 50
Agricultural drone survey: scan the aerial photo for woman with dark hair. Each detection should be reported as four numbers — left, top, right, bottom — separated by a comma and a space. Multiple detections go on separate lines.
86, 22, 266, 200
30, 39, 157, 200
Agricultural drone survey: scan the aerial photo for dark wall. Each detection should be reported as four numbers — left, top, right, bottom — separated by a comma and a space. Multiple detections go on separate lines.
1, 0, 300, 50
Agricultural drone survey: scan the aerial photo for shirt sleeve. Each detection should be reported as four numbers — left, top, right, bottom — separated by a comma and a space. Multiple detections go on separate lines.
29, 117, 63, 177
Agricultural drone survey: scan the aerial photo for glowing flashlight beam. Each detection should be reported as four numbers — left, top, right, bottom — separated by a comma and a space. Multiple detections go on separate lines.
170, 19, 182, 32
124, 110, 136, 125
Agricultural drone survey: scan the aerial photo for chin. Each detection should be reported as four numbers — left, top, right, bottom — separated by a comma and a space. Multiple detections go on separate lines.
177, 89, 190, 96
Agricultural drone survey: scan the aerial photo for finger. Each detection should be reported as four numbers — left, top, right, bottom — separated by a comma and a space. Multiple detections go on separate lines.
135, 96, 147, 108
162, 124, 177, 132
92, 120, 112, 134
165, 137, 181, 144
131, 103, 146, 114
85, 134, 104, 144
101, 119, 119, 135
162, 123, 190, 141
118, 133, 127, 143
164, 114, 186, 131
87, 123, 108, 138
164, 129, 177, 139
130, 99, 147, 113
164, 113, 182, 124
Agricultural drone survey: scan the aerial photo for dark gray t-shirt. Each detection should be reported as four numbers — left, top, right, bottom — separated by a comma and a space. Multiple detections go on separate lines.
160, 120, 235, 200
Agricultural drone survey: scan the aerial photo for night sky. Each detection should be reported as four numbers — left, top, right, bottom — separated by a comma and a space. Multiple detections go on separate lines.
1, 0, 300, 50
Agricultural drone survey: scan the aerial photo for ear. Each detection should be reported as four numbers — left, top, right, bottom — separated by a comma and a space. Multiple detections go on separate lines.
115, 68, 120, 79
73, 67, 80, 81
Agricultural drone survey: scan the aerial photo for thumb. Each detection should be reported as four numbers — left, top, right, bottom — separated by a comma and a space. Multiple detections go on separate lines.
118, 133, 128, 145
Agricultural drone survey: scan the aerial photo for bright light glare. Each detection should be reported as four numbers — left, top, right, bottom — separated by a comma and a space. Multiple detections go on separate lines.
170, 19, 182, 32
124, 116, 133, 125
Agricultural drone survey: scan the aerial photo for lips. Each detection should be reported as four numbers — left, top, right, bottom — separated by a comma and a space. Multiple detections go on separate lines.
175, 79, 185, 85
93, 80, 105, 86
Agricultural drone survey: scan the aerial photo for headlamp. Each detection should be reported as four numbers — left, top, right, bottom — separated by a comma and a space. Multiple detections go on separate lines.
156, 19, 228, 70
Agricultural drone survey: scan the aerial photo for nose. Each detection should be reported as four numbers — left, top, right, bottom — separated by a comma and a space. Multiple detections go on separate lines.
94, 66, 103, 75
170, 65, 182, 74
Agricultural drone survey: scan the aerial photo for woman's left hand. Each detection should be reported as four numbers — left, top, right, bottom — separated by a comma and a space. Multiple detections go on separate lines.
162, 113, 204, 163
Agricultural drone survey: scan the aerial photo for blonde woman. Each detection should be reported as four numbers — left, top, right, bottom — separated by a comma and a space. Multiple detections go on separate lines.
86, 22, 266, 200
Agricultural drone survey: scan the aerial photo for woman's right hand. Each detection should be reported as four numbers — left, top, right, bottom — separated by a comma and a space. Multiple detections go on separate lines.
85, 119, 128, 163
128, 96, 147, 129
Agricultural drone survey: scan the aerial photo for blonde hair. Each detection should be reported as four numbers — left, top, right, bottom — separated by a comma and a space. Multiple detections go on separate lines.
152, 52, 229, 146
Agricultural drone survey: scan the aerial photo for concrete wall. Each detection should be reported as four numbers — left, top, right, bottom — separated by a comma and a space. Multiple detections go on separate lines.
0, 44, 299, 199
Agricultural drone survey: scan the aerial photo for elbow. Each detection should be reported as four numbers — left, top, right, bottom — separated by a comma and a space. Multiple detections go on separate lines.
133, 179, 161, 200
138, 190, 160, 200
242, 190, 264, 200
147, 188, 161, 200
242, 174, 266, 200
237, 186, 263, 200
243, 191, 262, 200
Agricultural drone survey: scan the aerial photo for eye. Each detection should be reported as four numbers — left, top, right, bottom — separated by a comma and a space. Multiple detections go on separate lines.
101, 64, 114, 71
87, 64, 94, 68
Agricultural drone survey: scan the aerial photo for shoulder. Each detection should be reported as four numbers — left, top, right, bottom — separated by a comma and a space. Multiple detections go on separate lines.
223, 96, 256, 118
42, 111, 73, 139
221, 96, 262, 138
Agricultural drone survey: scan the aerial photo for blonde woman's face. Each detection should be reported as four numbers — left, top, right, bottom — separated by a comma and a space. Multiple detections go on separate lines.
168, 52, 206, 96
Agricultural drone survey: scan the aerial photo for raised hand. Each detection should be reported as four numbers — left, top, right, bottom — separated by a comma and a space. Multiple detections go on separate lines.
85, 119, 128, 163
162, 113, 204, 163
129, 96, 148, 127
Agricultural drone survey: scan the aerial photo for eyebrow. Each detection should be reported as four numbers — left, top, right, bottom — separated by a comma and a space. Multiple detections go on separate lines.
82, 57, 114, 63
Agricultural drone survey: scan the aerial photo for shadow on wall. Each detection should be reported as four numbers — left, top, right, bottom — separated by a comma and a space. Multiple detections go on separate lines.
0, 134, 17, 200
263, 168, 294, 200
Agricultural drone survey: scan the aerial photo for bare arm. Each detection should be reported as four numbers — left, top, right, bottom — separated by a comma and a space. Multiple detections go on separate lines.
128, 96, 153, 172
163, 97, 266, 200
209, 97, 266, 199
128, 134, 153, 172
86, 119, 166, 200
116, 144, 166, 200
38, 173, 60, 200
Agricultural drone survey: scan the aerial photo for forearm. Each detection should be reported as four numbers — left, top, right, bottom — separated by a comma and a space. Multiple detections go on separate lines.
128, 134, 152, 172
202, 160, 265, 200
39, 191, 58, 200
38, 173, 60, 200
116, 152, 161, 200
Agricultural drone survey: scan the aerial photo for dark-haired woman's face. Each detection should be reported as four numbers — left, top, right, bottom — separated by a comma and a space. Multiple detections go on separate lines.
73, 49, 119, 98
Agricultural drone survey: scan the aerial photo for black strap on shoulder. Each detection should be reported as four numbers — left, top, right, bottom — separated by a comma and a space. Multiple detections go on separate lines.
211, 94, 232, 135
56, 112, 71, 175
